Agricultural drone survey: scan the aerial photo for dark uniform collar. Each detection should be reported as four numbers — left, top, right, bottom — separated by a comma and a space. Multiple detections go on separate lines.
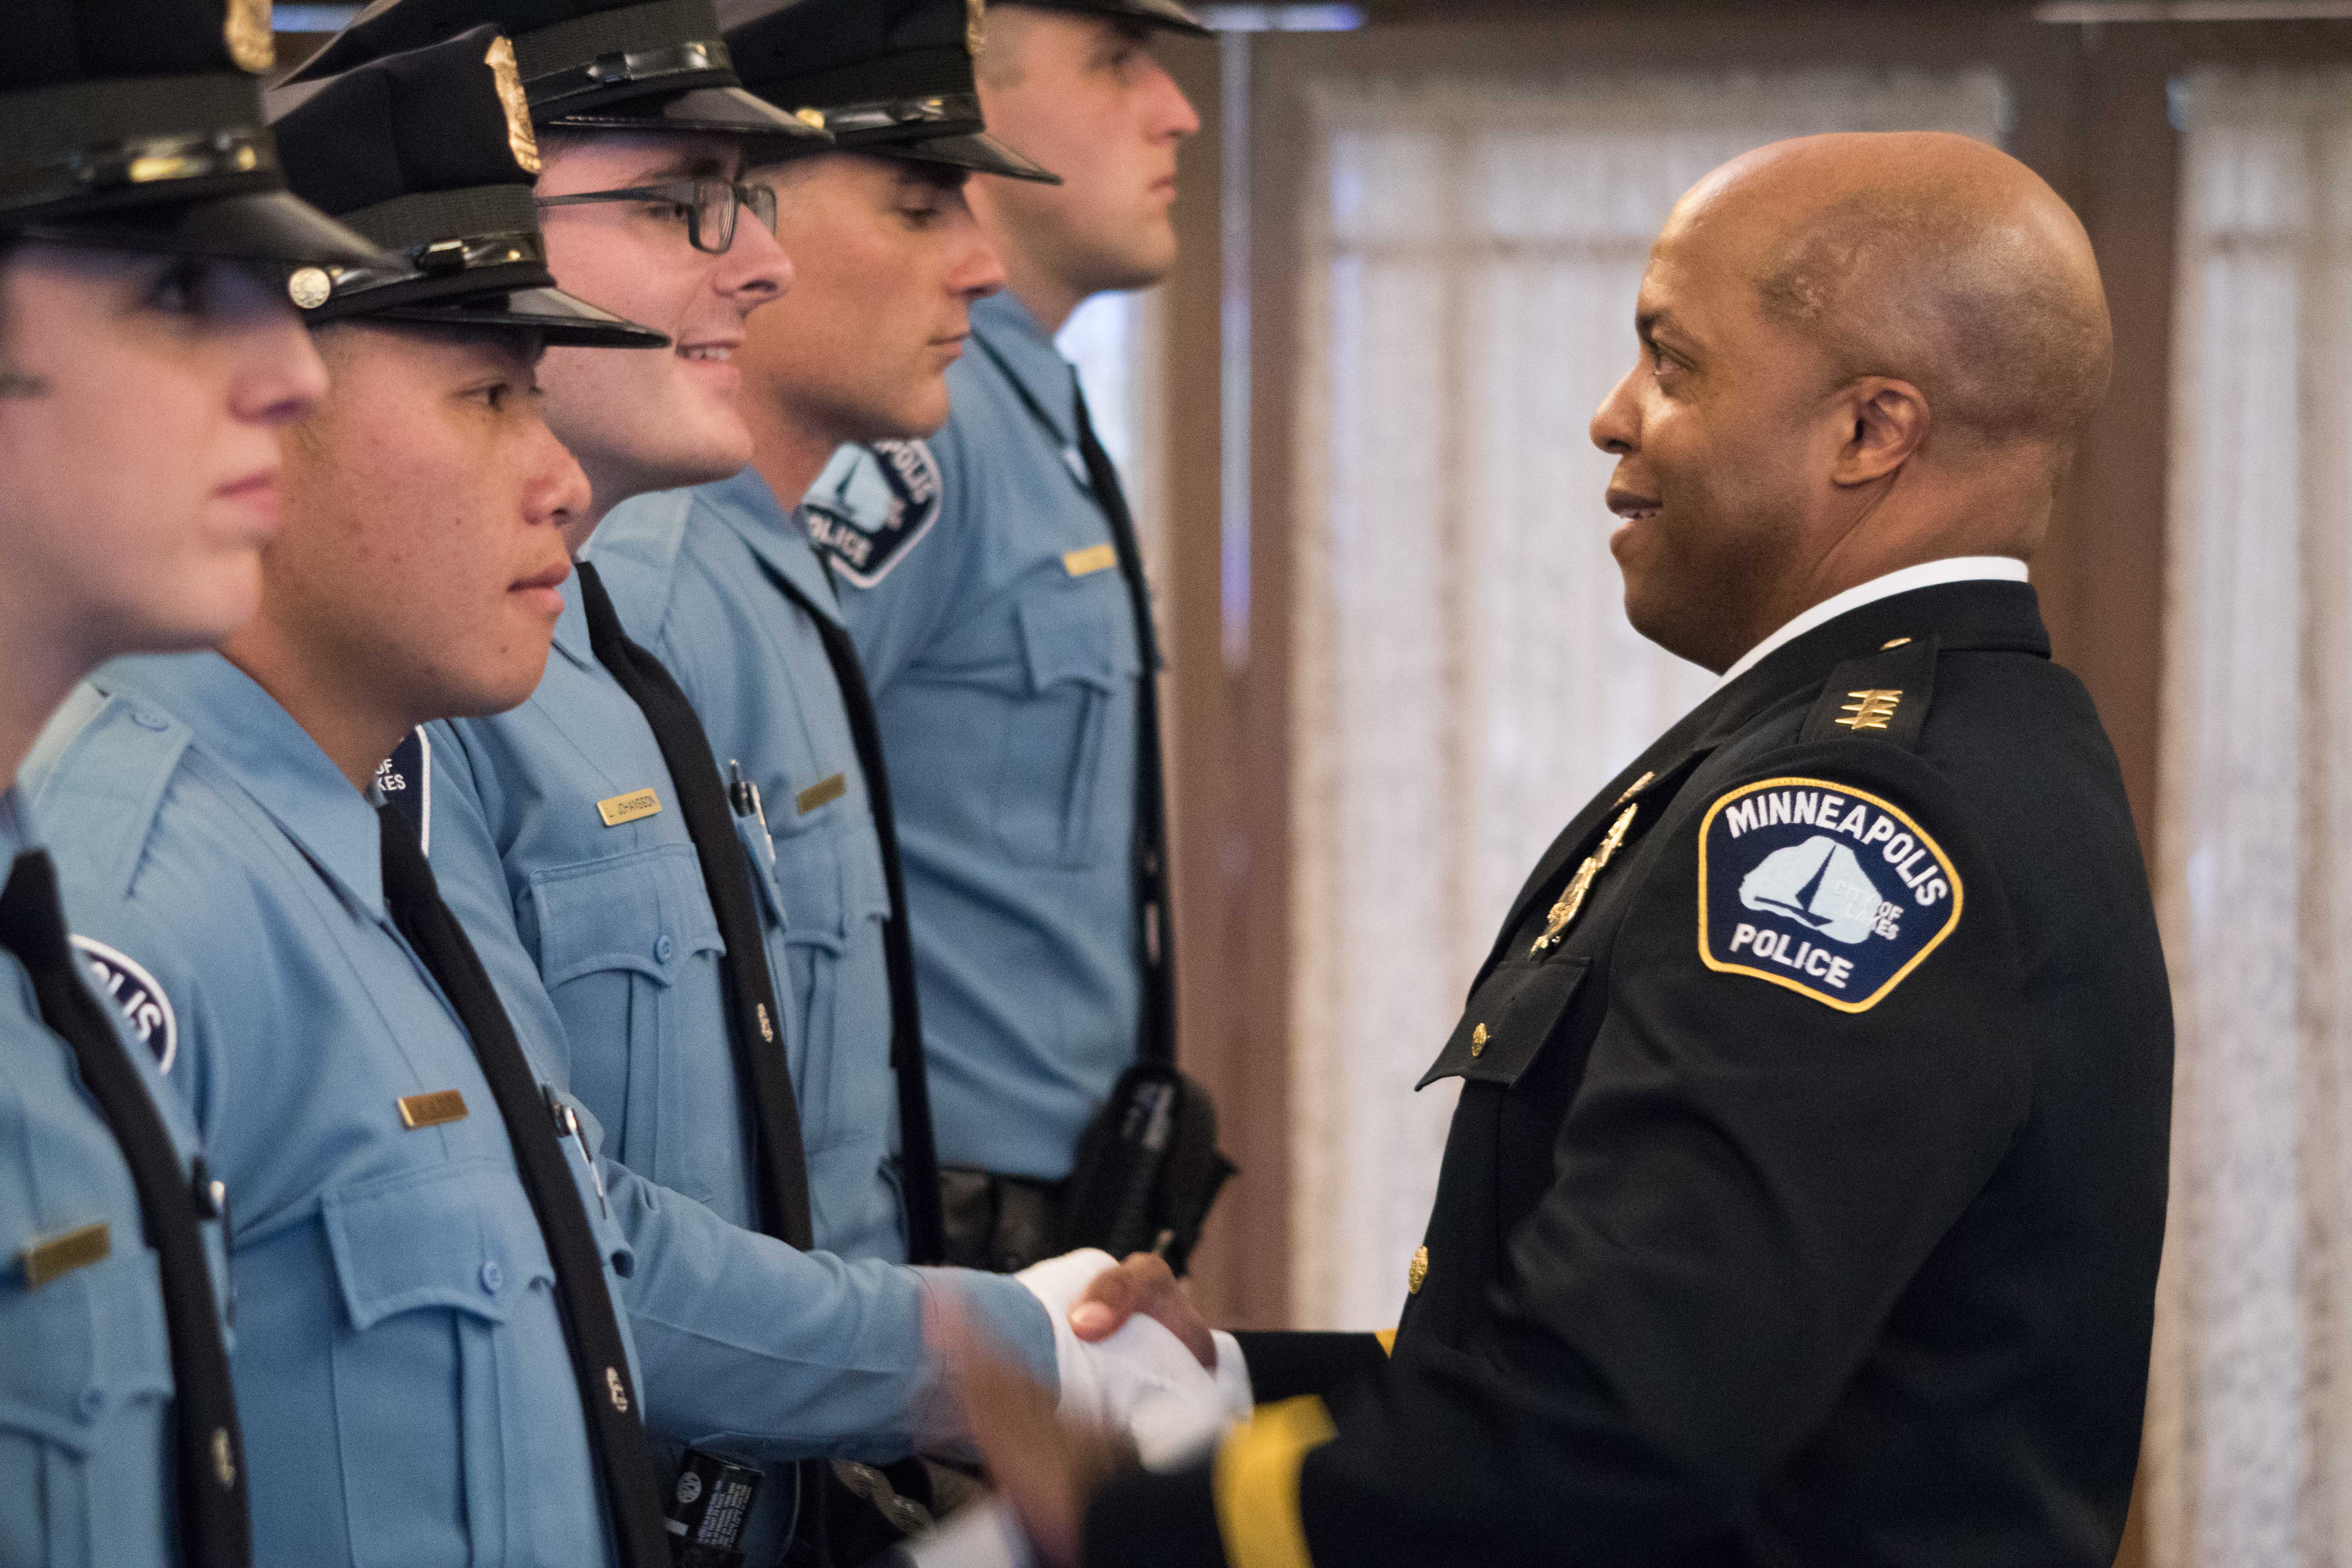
1487, 579, 2050, 972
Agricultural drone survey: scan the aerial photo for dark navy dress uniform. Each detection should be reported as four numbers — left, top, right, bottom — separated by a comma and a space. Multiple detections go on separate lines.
1084, 575, 2173, 1568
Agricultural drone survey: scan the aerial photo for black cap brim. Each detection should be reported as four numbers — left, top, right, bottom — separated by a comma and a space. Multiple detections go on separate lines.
22, 189, 387, 268
1019, 0, 1214, 37
883, 131, 1062, 185
346, 284, 670, 348
544, 84, 831, 149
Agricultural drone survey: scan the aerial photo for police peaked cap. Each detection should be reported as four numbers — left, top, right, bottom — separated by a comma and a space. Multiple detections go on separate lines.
281, 0, 828, 149
0, 0, 383, 265
269, 27, 666, 346
724, 0, 1059, 182
1007, 0, 1210, 38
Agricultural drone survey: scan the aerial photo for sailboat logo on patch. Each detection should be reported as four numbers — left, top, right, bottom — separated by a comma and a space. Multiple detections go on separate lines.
1697, 776, 1964, 1014
1739, 837, 1890, 945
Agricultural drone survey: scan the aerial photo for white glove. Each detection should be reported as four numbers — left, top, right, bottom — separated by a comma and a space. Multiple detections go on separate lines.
1015, 1249, 1252, 1469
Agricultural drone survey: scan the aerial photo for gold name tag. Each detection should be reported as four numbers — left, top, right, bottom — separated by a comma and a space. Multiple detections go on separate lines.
597, 789, 662, 828
21, 1221, 110, 1289
398, 1090, 469, 1130
1062, 544, 1117, 578
796, 773, 847, 815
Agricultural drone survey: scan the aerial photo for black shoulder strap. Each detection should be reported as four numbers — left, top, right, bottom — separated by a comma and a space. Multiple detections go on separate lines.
1800, 633, 1941, 750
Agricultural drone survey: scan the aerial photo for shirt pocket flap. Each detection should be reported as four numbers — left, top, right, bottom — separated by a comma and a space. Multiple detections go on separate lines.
1016, 587, 1139, 695
0, 1247, 174, 1454
531, 842, 725, 989
1417, 956, 1592, 1091
323, 1160, 556, 1331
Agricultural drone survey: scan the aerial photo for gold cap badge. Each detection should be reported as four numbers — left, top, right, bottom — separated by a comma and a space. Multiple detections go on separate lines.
287, 267, 332, 310
224, 0, 274, 74
485, 36, 543, 176
967, 0, 987, 58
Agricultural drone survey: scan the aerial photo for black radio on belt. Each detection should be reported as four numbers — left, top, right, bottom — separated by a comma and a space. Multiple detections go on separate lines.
668, 1448, 761, 1568
1057, 1061, 1233, 1273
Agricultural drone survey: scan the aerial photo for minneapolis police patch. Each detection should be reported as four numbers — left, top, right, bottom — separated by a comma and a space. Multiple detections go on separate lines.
806, 439, 943, 588
71, 936, 178, 1073
1697, 777, 1962, 1013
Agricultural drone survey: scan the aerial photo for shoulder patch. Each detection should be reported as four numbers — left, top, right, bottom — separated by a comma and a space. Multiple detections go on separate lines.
1697, 777, 1962, 1012
71, 936, 177, 1073
375, 726, 432, 853
806, 439, 943, 588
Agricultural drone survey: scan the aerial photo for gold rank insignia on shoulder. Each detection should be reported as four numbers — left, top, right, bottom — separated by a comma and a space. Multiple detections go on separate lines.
597, 788, 662, 828
1533, 803, 1638, 955
20, 1220, 109, 1289
1697, 777, 1962, 1013
1407, 1245, 1428, 1294
224, 0, 274, 74
1834, 689, 1903, 732
398, 1090, 469, 1129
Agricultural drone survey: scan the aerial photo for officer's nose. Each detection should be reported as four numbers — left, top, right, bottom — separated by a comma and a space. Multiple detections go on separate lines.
715, 194, 792, 311
1142, 53, 1201, 145
526, 417, 594, 531
949, 218, 1008, 305
234, 294, 330, 428
1591, 363, 1642, 456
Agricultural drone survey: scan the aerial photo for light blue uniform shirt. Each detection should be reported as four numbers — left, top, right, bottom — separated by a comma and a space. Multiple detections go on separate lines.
420, 575, 1054, 1565
828, 292, 1146, 1179
0, 786, 229, 1568
426, 573, 899, 1260
25, 652, 1054, 1568
586, 471, 902, 1220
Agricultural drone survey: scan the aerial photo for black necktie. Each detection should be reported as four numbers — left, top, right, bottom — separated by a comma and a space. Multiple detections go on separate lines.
373, 809, 671, 1568
754, 558, 947, 1267
573, 561, 817, 1253
0, 852, 249, 1568
1071, 389, 1178, 1068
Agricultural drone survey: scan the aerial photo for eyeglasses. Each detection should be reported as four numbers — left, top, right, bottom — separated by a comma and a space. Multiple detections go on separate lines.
534, 176, 779, 256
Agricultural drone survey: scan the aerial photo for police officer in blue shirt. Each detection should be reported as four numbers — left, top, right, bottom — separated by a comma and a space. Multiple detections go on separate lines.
269, 6, 1236, 1564
0, 4, 372, 1563
815, 0, 1209, 1267
589, 0, 1054, 1270
26, 32, 1059, 1568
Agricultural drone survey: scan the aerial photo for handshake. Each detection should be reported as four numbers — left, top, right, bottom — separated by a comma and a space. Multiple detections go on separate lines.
913, 1249, 1253, 1568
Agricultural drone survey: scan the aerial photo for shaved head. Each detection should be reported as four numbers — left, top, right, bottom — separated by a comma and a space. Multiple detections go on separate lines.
1719, 132, 2112, 457
1591, 132, 2113, 672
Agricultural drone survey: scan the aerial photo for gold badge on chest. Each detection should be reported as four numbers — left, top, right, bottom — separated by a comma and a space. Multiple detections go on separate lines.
1533, 802, 1639, 956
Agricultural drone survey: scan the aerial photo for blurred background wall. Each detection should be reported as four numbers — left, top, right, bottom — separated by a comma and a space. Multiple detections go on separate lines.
267, 5, 2352, 1563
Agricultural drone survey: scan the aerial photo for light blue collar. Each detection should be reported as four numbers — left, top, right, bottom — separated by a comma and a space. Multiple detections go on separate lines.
96, 652, 387, 918
971, 292, 1080, 448
0, 786, 25, 867
700, 467, 843, 625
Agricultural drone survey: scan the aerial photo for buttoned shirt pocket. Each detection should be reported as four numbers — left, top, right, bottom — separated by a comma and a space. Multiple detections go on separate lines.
528, 843, 726, 1173
1419, 956, 1593, 1091
0, 1247, 174, 1568
321, 1160, 566, 1568
996, 585, 1139, 868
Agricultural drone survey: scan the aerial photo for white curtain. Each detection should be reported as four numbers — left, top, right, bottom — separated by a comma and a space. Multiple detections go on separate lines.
1286, 69, 2009, 1330
2149, 68, 2352, 1568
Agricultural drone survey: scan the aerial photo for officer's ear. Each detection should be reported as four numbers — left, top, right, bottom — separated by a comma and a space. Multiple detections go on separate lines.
1828, 376, 1928, 490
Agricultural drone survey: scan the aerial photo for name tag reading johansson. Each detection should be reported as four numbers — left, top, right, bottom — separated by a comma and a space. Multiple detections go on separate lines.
596, 788, 662, 828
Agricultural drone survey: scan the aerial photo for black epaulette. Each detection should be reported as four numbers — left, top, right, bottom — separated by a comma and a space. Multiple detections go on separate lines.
1799, 633, 1941, 750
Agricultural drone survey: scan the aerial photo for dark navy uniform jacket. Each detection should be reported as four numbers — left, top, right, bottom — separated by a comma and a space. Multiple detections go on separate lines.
1087, 579, 2173, 1568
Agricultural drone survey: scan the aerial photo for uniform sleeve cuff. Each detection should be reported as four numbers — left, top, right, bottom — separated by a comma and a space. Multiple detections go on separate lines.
1084, 1459, 1227, 1568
